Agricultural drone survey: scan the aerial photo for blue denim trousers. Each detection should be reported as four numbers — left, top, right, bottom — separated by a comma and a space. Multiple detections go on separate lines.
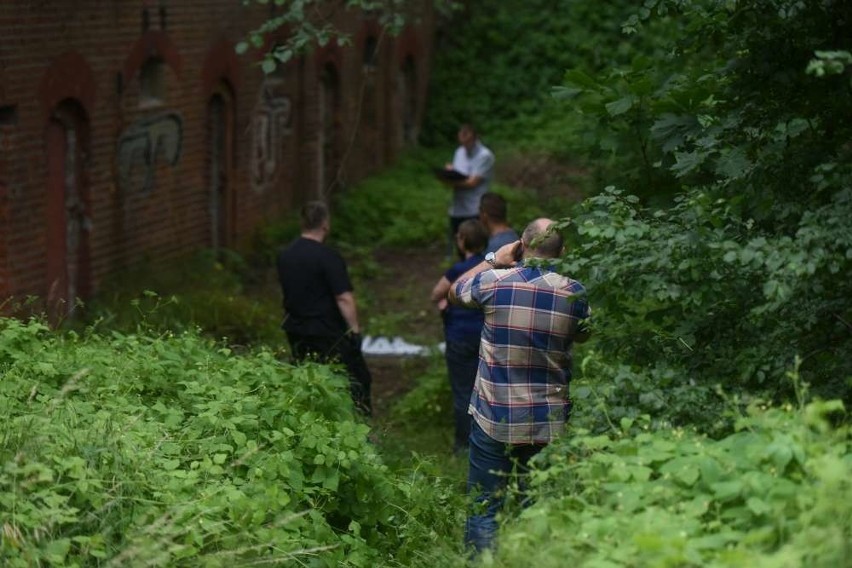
444, 335, 480, 451
464, 420, 545, 553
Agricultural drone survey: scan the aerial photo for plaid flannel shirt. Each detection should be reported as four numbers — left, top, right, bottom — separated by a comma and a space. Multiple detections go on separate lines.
454, 263, 590, 444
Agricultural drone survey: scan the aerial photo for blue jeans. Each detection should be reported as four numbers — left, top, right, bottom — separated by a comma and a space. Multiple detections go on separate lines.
444, 335, 480, 451
464, 420, 545, 553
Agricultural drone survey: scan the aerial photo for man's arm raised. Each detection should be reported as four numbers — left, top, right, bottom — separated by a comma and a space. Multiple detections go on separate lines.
448, 240, 521, 304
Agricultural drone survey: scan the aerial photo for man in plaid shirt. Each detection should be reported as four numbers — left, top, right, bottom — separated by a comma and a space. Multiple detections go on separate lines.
448, 217, 591, 553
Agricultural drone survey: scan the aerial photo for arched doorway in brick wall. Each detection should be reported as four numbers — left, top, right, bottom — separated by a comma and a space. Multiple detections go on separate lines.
207, 82, 235, 250
399, 55, 418, 146
361, 33, 382, 172
45, 99, 90, 321
319, 62, 342, 197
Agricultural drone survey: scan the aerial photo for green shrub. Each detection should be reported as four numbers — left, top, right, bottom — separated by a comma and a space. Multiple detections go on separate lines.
0, 318, 463, 566
331, 149, 449, 248
388, 354, 453, 429
422, 0, 652, 147
491, 396, 850, 567
556, 187, 852, 406
82, 249, 283, 348
246, 214, 302, 268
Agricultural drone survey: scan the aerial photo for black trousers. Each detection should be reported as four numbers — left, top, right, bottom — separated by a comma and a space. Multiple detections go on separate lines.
287, 332, 373, 416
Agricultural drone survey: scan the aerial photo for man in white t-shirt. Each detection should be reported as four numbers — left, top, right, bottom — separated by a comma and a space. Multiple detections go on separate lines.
442, 124, 495, 259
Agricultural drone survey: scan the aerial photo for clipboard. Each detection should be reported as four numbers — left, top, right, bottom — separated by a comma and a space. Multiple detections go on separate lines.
433, 167, 467, 182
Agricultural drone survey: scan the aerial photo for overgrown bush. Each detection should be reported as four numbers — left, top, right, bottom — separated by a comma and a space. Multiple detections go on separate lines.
490, 395, 850, 567
330, 149, 449, 248
556, 185, 851, 408
422, 0, 661, 147
559, 0, 852, 212
82, 249, 282, 348
0, 318, 464, 566
570, 351, 725, 437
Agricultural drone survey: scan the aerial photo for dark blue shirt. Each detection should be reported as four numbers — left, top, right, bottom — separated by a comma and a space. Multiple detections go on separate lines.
485, 228, 519, 254
443, 254, 486, 342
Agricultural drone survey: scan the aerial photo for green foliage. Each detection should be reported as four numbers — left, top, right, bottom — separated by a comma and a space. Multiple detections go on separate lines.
331, 149, 450, 247
328, 147, 555, 251
421, 0, 688, 200
0, 318, 463, 566
238, 0, 459, 75
82, 250, 282, 348
560, 0, 852, 212
571, 351, 726, 437
424, 0, 573, 144
246, 214, 302, 268
388, 354, 452, 428
556, 186, 852, 406
807, 50, 852, 79
422, 0, 653, 147
490, 397, 850, 567
529, 0, 852, 416
375, 354, 469, 504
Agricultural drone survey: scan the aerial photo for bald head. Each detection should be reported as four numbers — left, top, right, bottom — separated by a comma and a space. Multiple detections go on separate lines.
521, 218, 563, 258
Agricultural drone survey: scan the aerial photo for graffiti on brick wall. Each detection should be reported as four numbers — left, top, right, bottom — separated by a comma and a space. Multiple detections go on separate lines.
251, 78, 292, 192
117, 113, 183, 192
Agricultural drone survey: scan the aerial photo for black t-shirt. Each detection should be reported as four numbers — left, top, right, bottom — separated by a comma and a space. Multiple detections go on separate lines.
276, 237, 353, 337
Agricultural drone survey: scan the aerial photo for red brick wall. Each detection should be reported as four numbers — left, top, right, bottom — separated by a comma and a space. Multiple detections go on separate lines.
0, 0, 433, 309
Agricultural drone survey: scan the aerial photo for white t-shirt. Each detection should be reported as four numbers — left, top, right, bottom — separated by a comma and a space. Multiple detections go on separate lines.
449, 141, 494, 217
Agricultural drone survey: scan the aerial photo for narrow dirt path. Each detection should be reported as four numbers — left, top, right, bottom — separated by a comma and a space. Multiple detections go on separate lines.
362, 242, 447, 418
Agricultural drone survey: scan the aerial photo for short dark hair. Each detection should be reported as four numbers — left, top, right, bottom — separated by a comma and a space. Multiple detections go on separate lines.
459, 123, 478, 138
479, 192, 508, 223
522, 220, 563, 258
301, 201, 329, 231
457, 219, 488, 254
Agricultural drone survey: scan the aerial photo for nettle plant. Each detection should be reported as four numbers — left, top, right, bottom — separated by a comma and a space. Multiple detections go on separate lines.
493, 394, 850, 567
0, 319, 462, 567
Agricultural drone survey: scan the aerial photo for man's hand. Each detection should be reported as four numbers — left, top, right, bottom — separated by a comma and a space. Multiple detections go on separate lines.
453, 174, 482, 190
348, 330, 363, 351
493, 240, 523, 268
449, 240, 524, 305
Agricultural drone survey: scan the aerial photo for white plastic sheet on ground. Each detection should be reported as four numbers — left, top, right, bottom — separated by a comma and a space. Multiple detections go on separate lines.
361, 335, 444, 356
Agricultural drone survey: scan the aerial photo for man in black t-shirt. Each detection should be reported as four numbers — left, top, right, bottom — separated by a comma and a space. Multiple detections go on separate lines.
276, 201, 372, 415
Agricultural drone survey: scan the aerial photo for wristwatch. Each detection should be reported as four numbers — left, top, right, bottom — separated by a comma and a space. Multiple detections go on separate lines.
485, 252, 497, 267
